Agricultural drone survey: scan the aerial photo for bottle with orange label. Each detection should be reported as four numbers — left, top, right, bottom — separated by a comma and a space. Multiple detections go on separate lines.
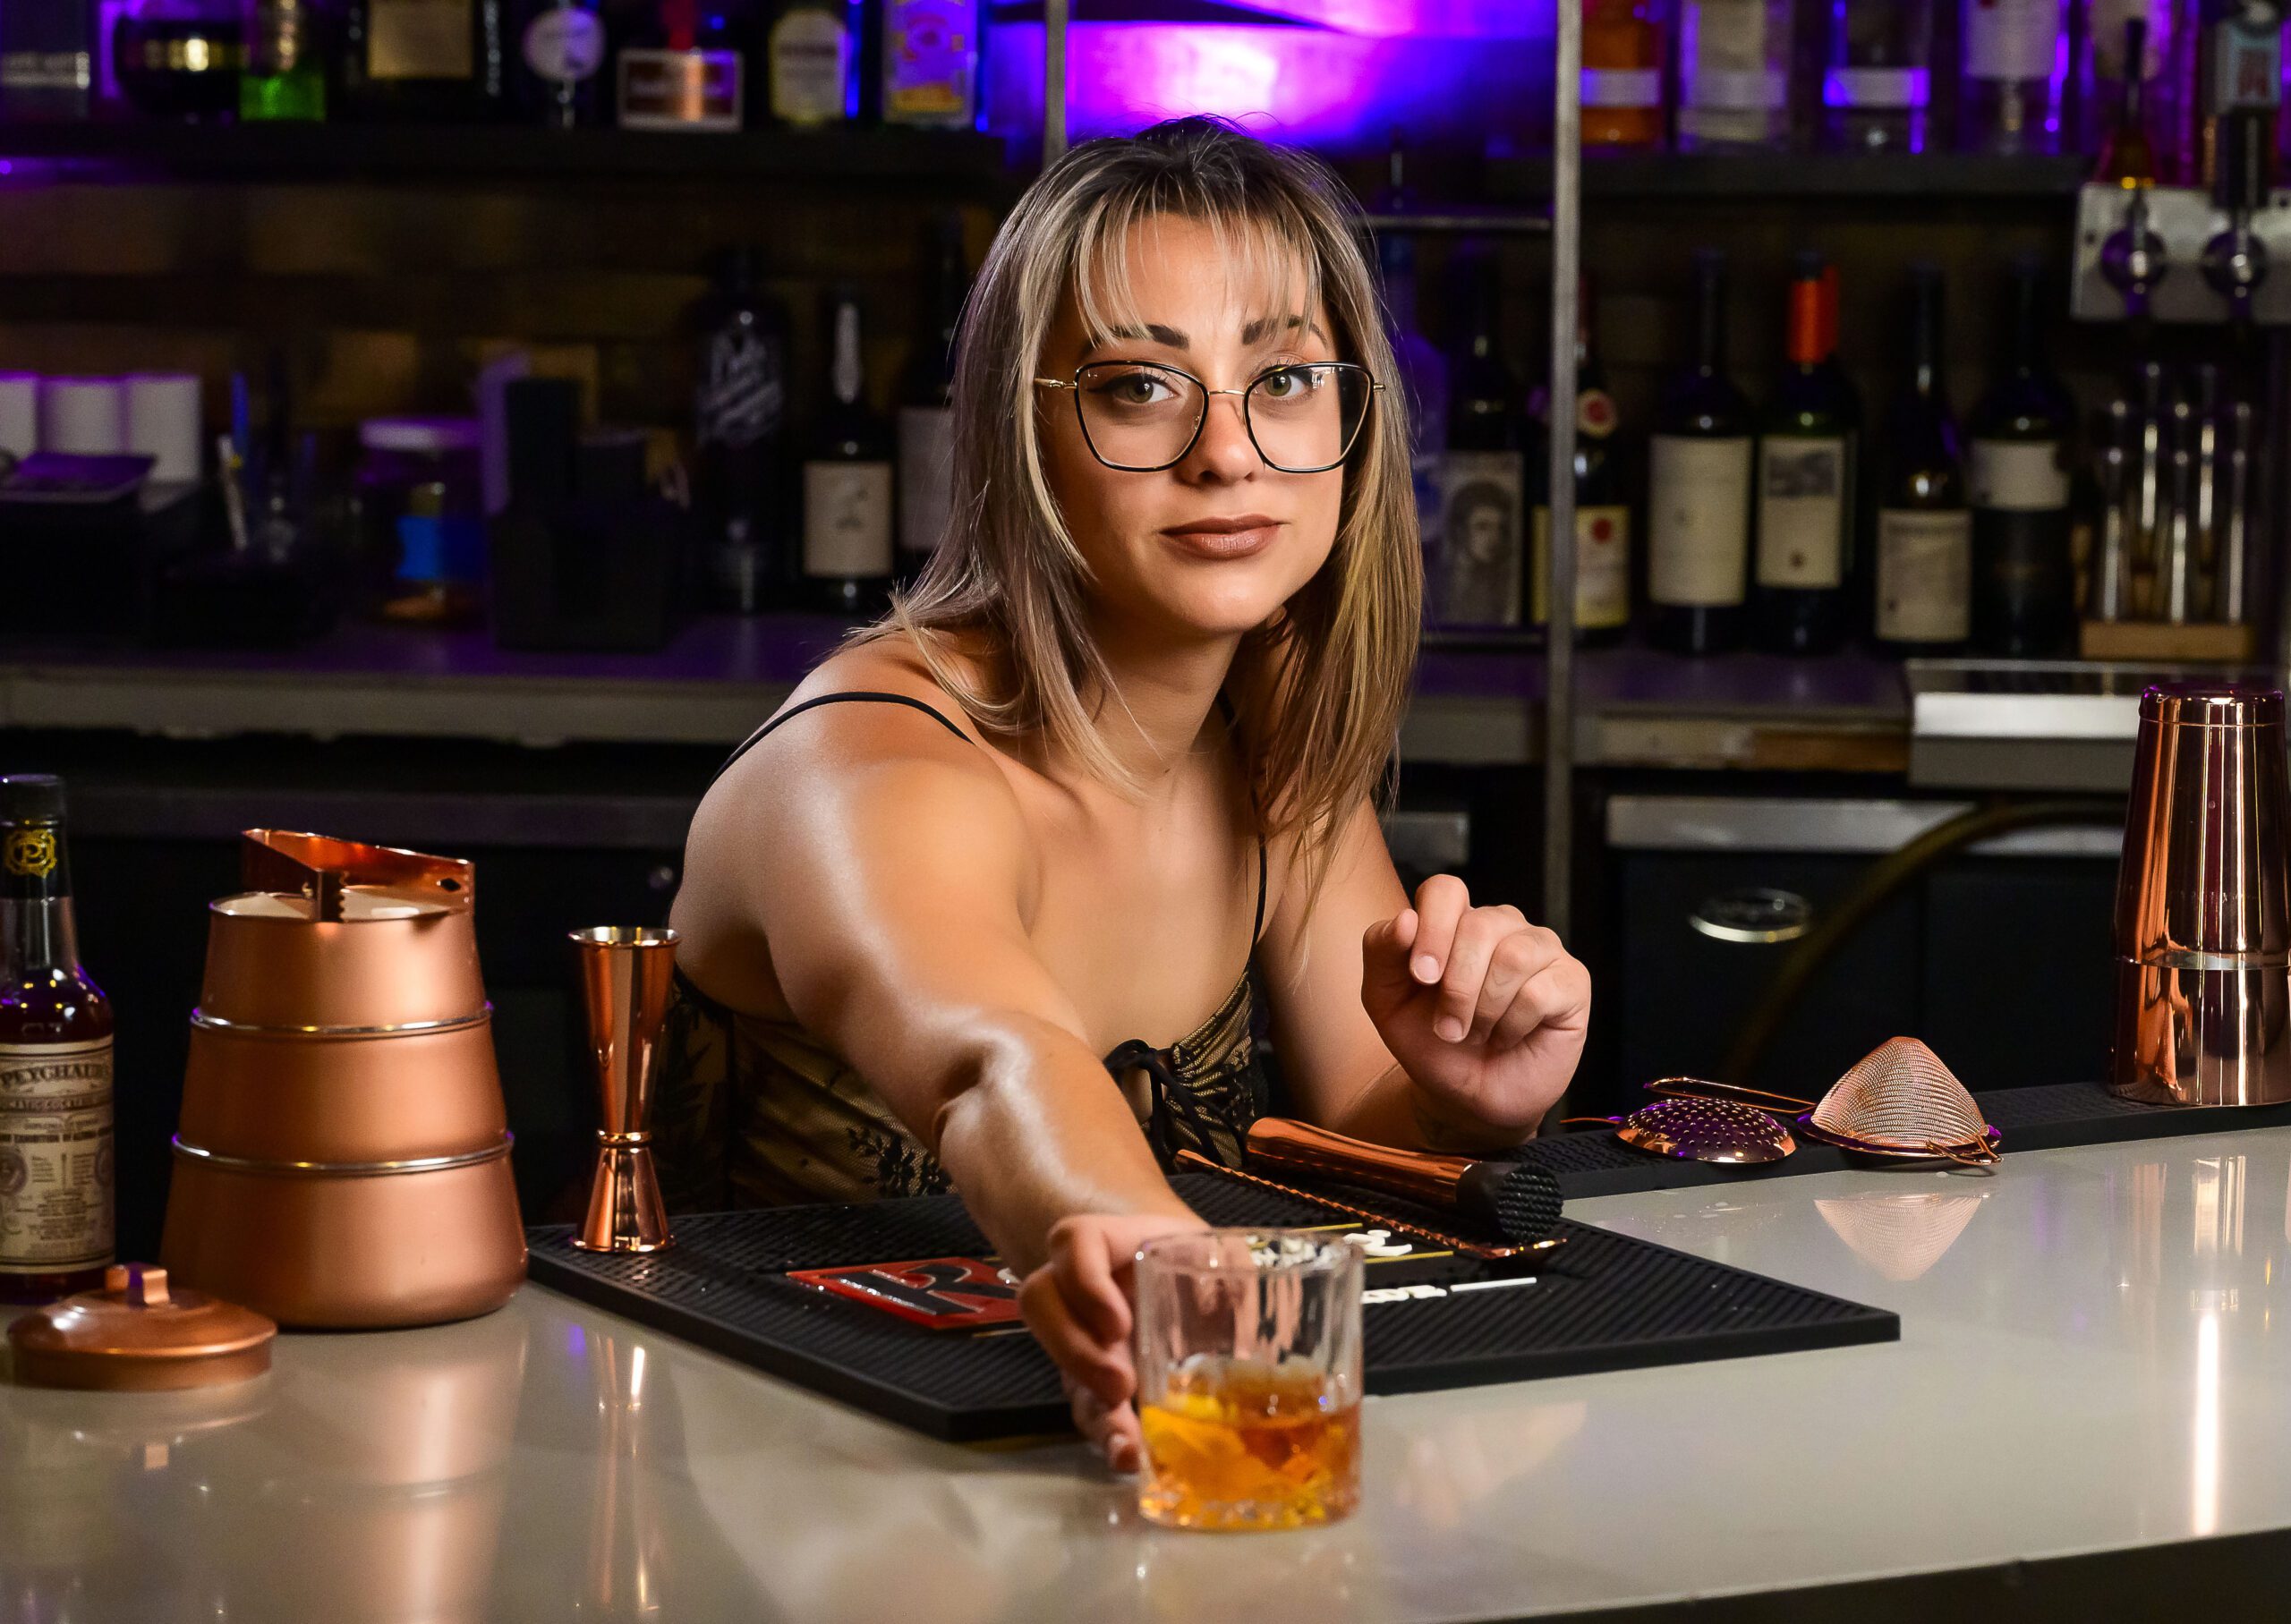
1533, 275, 1631, 648
0, 774, 114, 1305
1582, 0, 1665, 149
1753, 253, 1861, 655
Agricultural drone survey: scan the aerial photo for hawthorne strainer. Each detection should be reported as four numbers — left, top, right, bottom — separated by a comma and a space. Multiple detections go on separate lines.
1563, 1084, 1797, 1165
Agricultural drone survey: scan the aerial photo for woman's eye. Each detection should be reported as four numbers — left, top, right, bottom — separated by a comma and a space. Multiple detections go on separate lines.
1096, 370, 1171, 404
1258, 366, 1318, 399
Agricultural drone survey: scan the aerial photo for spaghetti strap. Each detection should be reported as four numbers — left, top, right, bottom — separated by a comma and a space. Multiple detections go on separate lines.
1251, 838, 1266, 945
713, 691, 973, 785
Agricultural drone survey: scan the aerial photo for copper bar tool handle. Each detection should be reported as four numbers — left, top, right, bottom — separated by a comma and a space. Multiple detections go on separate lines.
571, 926, 679, 1254
1173, 1151, 1533, 1261
240, 829, 477, 919
1244, 1117, 1479, 1209
1643, 1076, 1816, 1115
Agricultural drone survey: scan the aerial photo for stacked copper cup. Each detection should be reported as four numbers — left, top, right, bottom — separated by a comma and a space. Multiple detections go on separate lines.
2109, 684, 2291, 1107
160, 830, 527, 1327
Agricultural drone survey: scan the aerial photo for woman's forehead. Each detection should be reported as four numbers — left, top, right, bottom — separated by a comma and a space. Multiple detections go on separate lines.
1070, 210, 1325, 349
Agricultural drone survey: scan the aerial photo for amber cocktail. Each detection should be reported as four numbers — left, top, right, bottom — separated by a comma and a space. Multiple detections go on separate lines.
1132, 1230, 1363, 1531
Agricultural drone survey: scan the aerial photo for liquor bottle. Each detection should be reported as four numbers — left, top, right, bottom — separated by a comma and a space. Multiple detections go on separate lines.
1676, 0, 1794, 151
1754, 254, 1861, 655
2197, 0, 2282, 192
1968, 260, 2075, 657
881, 0, 981, 130
1532, 276, 1630, 647
240, 0, 326, 120
1957, 0, 2065, 154
1379, 230, 1450, 564
2084, 1, 2181, 180
1434, 253, 1528, 630
896, 215, 968, 577
618, 0, 744, 131
1648, 249, 1754, 655
1822, 0, 1934, 151
2092, 18, 2161, 183
0, 0, 97, 121
804, 285, 895, 616
514, 0, 608, 126
694, 245, 792, 614
1872, 266, 1971, 655
339, 0, 508, 120
768, 0, 857, 128
1582, 0, 1665, 149
0, 776, 114, 1306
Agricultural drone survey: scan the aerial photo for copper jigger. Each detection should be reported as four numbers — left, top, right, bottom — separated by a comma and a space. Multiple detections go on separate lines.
2109, 683, 2291, 1107
571, 927, 679, 1253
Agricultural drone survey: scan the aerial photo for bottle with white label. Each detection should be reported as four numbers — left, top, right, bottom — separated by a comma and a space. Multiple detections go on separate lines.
1649, 249, 1753, 655
897, 214, 967, 579
1823, 0, 1932, 150
1958, 0, 2065, 154
1755, 253, 1861, 655
1583, 0, 1665, 148
1968, 259, 2075, 657
769, 0, 856, 128
1677, 0, 1794, 150
1532, 276, 1630, 646
805, 285, 895, 616
0, 775, 113, 1305
514, 0, 606, 126
1873, 265, 1971, 654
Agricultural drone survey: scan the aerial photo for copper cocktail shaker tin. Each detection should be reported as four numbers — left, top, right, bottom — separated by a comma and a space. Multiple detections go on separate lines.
2108, 684, 2291, 1107
160, 831, 527, 1328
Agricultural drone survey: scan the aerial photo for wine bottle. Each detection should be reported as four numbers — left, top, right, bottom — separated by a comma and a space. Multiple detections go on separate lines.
1968, 259, 2075, 657
768, 0, 857, 128
804, 285, 895, 616
1822, 0, 1934, 151
1957, 0, 2065, 154
1434, 253, 1529, 631
339, 0, 508, 121
896, 215, 968, 577
1648, 249, 1754, 655
1582, 0, 1665, 149
514, 0, 608, 127
694, 245, 792, 614
1676, 0, 1794, 151
1532, 275, 1629, 647
1380, 231, 1450, 565
1754, 254, 1861, 655
1873, 266, 1971, 655
0, 776, 114, 1306
2084, 1, 2178, 181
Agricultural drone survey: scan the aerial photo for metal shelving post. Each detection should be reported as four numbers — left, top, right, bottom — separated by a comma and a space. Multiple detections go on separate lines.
1544, 2, 1583, 942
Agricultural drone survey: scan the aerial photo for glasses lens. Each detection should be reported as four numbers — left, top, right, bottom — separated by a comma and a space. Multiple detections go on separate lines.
1076, 363, 1205, 469
1248, 364, 1368, 472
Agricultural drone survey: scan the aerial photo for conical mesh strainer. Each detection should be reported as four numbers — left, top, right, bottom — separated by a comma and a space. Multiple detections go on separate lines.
1798, 1038, 1999, 1165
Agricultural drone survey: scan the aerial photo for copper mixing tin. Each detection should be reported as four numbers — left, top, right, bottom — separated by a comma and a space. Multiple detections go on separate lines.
199, 830, 485, 1033
160, 1135, 527, 1330
8, 1263, 277, 1391
178, 1011, 507, 1165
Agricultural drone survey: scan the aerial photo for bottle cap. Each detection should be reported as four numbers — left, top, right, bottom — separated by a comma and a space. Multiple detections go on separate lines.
0, 773, 65, 823
7, 1264, 277, 1392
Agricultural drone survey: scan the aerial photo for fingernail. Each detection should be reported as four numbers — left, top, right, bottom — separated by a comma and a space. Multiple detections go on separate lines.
1435, 1016, 1465, 1042
1412, 955, 1440, 982
1111, 1440, 1140, 1474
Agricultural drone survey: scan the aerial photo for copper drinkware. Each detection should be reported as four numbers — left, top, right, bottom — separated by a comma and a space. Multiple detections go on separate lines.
2109, 683, 2291, 1106
572, 927, 678, 1253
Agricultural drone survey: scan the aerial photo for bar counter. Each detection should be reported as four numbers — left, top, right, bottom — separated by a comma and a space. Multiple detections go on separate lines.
6, 1124, 2287, 1620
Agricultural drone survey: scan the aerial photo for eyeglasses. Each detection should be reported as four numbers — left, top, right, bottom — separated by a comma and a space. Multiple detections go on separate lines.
1035, 361, 1380, 474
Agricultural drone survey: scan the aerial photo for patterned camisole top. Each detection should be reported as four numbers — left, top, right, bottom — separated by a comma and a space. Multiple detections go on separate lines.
650, 691, 1268, 1210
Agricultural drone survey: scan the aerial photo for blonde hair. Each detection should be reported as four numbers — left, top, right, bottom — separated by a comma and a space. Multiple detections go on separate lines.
864, 116, 1420, 918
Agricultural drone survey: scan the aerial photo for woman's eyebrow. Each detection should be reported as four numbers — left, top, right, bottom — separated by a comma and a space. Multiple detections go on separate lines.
1093, 321, 1191, 349
1241, 313, 1327, 344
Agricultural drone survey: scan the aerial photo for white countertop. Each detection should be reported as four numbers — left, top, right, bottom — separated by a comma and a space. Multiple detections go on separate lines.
5, 1125, 2288, 1621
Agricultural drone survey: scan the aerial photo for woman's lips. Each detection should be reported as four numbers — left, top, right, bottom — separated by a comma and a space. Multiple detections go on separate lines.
1161, 518, 1281, 559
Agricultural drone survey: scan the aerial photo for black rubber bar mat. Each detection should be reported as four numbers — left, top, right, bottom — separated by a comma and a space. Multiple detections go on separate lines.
526, 1173, 1897, 1442
1532, 1080, 2291, 1198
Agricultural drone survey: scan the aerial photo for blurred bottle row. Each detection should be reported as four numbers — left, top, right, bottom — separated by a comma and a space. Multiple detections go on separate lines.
0, 0, 984, 132
1585, 0, 2284, 177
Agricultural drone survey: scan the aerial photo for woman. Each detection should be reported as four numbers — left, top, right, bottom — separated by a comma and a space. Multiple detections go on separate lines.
667, 117, 1590, 1471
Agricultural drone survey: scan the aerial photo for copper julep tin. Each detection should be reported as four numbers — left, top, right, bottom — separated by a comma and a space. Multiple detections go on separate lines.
7, 1263, 277, 1391
2109, 683, 2291, 1107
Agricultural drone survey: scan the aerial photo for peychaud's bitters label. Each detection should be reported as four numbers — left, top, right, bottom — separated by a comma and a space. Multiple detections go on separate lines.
0, 1038, 115, 1274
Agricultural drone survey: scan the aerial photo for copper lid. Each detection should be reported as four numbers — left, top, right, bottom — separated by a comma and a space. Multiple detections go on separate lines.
2138, 683, 2286, 728
7, 1264, 277, 1391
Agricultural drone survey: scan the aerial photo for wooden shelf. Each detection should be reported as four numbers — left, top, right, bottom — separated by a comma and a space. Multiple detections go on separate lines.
0, 120, 1016, 187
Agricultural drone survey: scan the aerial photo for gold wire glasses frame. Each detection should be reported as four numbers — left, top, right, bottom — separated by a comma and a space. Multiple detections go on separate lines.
1034, 361, 1382, 474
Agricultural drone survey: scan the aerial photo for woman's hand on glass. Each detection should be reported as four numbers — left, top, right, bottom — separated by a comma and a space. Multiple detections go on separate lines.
1358, 876, 1590, 1140
1018, 1208, 1205, 1474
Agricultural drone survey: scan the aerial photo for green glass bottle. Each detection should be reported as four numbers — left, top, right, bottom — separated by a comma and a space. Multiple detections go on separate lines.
242, 0, 327, 120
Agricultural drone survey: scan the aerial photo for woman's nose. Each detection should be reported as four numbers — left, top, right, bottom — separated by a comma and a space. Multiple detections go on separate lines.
1180, 391, 1258, 483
